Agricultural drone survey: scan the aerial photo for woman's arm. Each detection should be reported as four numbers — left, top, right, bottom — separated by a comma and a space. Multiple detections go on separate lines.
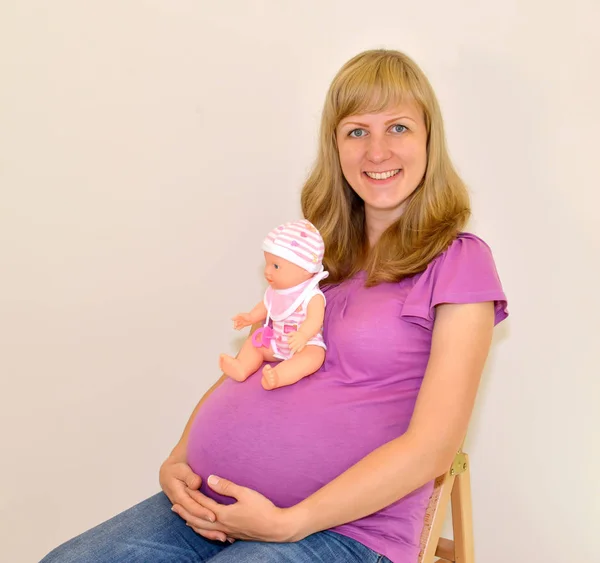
176, 302, 495, 543
161, 321, 265, 542
287, 301, 495, 539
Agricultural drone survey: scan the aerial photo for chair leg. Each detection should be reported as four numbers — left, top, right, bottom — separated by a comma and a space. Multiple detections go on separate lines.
420, 474, 455, 563
451, 453, 475, 563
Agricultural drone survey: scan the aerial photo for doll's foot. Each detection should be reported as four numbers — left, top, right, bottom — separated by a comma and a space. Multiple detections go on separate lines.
261, 364, 279, 390
220, 354, 249, 382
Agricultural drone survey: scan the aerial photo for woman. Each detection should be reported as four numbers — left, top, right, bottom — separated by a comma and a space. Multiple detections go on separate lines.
42, 49, 507, 563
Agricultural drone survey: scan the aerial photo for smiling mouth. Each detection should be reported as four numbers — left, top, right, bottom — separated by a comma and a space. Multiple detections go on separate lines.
364, 169, 401, 180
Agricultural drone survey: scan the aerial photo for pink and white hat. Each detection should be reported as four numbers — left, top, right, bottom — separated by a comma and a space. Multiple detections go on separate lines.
262, 219, 325, 274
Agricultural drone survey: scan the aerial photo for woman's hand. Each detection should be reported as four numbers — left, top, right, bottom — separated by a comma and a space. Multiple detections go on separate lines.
171, 475, 304, 543
159, 457, 228, 541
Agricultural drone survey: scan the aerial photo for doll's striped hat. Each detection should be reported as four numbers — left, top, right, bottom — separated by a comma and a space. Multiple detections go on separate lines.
262, 219, 325, 274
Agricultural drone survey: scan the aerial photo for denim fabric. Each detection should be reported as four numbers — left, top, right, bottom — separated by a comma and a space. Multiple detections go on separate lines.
41, 492, 392, 562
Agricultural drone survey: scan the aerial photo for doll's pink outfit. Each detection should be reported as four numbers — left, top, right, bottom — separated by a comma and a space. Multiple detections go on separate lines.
254, 219, 328, 360
262, 274, 328, 360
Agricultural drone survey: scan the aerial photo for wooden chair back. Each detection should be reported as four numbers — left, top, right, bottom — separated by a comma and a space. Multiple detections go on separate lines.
418, 450, 475, 563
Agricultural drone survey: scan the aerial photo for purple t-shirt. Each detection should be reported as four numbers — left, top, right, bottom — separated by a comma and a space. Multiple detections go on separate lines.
187, 233, 508, 563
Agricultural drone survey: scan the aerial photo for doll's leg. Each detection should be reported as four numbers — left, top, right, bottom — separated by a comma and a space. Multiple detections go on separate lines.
220, 338, 267, 382
261, 345, 325, 390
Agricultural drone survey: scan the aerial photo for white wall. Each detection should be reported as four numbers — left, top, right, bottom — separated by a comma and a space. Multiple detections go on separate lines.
1, 2, 598, 562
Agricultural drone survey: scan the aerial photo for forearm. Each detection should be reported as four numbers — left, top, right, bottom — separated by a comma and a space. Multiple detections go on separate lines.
289, 432, 450, 540
298, 297, 325, 339
297, 315, 323, 339
248, 301, 268, 324
288, 303, 492, 539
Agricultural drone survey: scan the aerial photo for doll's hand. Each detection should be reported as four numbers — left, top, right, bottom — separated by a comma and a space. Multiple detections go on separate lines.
288, 331, 309, 354
232, 313, 253, 330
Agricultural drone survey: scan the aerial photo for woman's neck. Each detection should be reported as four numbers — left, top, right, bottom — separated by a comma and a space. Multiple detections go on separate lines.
365, 205, 405, 247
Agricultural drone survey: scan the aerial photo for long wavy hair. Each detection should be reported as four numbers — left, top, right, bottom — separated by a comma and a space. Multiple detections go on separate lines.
301, 49, 470, 286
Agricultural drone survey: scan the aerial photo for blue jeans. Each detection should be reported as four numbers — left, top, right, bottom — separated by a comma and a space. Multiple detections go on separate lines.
41, 492, 391, 562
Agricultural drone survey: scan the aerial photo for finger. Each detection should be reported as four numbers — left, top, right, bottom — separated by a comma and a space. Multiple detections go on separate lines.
207, 475, 245, 501
172, 504, 225, 533
165, 467, 204, 509
187, 488, 223, 514
181, 495, 217, 523
184, 472, 201, 490
187, 524, 228, 543
170, 463, 202, 490
189, 526, 226, 542
168, 479, 217, 523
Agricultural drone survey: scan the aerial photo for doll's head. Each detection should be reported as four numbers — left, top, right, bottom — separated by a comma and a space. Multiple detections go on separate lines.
262, 220, 326, 290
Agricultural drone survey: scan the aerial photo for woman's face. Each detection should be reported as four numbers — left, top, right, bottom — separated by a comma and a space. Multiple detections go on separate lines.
336, 101, 428, 224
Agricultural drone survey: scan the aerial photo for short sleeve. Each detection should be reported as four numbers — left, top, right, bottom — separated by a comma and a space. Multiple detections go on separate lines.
400, 233, 508, 330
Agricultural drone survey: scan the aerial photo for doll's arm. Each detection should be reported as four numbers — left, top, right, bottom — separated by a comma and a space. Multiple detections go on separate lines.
232, 300, 268, 330
297, 294, 325, 339
287, 294, 325, 353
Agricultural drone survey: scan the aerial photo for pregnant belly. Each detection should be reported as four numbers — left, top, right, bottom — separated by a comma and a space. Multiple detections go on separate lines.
186, 366, 414, 508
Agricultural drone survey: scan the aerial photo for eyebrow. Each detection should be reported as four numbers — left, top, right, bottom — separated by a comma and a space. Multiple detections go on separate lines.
340, 115, 417, 128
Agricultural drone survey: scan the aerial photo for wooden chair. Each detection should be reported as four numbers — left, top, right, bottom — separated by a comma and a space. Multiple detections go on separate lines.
418, 449, 475, 563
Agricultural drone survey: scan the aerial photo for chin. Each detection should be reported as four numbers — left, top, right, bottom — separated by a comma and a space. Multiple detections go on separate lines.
361, 190, 415, 214
364, 197, 409, 213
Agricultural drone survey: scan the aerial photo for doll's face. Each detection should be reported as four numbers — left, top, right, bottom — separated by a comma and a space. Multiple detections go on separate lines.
263, 252, 313, 290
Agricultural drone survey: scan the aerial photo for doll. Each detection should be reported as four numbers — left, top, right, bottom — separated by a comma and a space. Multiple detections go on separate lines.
219, 219, 328, 390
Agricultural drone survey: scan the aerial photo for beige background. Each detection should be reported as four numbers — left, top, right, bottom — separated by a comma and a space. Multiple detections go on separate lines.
1, 1, 598, 562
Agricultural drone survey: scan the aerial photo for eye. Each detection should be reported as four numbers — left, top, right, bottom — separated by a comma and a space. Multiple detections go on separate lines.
274, 264, 279, 270
391, 124, 407, 134
348, 128, 367, 138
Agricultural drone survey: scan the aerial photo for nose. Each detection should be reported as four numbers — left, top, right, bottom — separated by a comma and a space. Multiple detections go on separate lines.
366, 134, 392, 164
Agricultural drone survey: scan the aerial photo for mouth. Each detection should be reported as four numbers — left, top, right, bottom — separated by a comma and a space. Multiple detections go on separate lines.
363, 169, 402, 183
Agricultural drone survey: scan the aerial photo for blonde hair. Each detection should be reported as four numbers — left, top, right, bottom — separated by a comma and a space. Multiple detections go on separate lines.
301, 49, 470, 286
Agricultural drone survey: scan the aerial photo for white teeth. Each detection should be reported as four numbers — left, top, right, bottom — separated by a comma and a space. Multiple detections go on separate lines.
365, 169, 400, 180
